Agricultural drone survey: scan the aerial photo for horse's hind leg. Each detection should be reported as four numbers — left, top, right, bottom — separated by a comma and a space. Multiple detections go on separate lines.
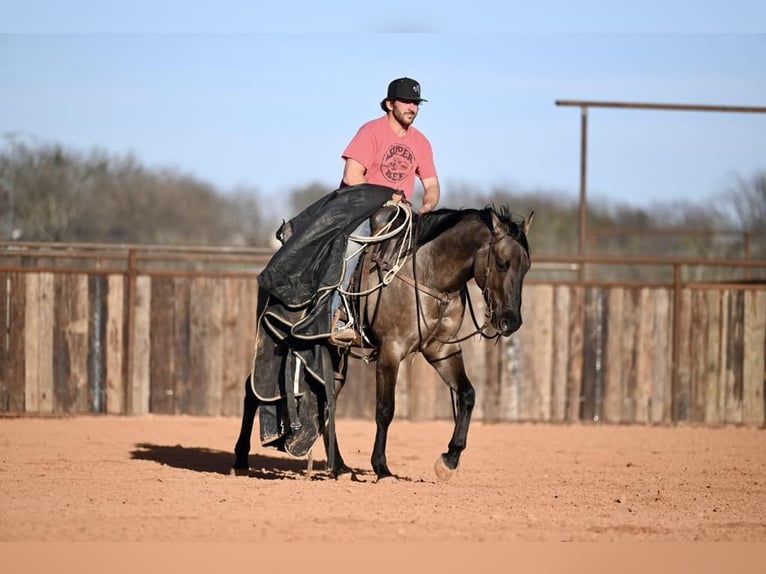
232, 374, 258, 476
324, 350, 354, 479
422, 345, 475, 481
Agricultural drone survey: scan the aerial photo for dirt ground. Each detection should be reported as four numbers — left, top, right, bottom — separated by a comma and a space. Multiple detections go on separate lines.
1, 415, 764, 542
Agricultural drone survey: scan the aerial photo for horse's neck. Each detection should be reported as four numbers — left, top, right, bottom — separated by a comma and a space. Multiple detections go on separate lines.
417, 218, 488, 291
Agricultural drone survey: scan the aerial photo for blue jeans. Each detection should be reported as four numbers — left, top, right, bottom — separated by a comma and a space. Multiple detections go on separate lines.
330, 219, 371, 320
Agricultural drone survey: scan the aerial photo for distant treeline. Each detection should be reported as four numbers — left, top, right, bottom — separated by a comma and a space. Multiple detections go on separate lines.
1, 141, 763, 263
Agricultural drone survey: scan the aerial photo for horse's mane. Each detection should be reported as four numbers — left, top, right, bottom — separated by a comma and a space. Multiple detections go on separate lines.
415, 205, 529, 252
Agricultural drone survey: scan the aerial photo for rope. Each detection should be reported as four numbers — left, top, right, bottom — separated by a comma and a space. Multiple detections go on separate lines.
339, 202, 414, 297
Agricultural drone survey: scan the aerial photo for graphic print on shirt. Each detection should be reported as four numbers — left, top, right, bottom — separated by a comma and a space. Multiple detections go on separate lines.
380, 143, 415, 184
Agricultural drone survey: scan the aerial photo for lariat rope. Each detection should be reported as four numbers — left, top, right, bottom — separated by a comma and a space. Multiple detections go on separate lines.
339, 201, 414, 297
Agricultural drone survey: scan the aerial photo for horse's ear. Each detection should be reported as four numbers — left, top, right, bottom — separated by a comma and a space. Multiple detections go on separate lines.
489, 210, 509, 240
522, 211, 535, 235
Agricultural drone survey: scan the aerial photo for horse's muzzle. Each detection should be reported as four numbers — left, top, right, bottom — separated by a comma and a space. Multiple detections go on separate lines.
497, 312, 522, 336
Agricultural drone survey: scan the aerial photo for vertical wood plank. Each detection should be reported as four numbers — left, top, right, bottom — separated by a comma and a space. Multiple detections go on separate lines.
675, 289, 693, 421
221, 279, 239, 417
566, 286, 585, 422
651, 289, 672, 423
503, 335, 522, 421
514, 294, 532, 421
689, 290, 709, 422
581, 287, 604, 422
482, 334, 501, 421
149, 277, 175, 414
207, 278, 225, 416
1, 274, 26, 412
52, 274, 67, 412
172, 277, 191, 414
724, 290, 744, 424
550, 285, 570, 422
742, 290, 765, 425
105, 274, 125, 414
340, 356, 375, 419
602, 287, 624, 423
634, 288, 654, 424
462, 283, 486, 420
717, 290, 729, 421
68, 273, 90, 413
621, 289, 639, 422
0, 274, 9, 410
37, 273, 55, 413
530, 285, 554, 421
189, 277, 224, 415
222, 278, 259, 417
703, 290, 722, 424
88, 274, 108, 413
130, 275, 151, 415
24, 274, 40, 412
53, 274, 90, 413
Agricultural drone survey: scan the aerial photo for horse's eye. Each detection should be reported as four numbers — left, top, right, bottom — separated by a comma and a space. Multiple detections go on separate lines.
496, 260, 509, 272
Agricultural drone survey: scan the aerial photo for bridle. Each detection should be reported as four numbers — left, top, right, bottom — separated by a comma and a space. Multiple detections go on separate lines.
409, 218, 518, 348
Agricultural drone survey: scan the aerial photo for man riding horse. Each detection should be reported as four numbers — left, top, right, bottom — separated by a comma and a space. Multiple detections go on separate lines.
234, 78, 533, 482
331, 77, 440, 343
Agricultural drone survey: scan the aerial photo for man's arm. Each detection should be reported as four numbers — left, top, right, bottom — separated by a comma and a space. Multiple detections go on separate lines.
342, 158, 368, 186
343, 158, 403, 203
420, 176, 440, 214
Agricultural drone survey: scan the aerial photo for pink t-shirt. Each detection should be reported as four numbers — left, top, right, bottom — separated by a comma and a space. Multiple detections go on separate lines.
342, 115, 437, 198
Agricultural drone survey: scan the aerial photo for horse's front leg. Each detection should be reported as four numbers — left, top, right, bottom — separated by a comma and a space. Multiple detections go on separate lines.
232, 374, 259, 475
371, 346, 402, 481
422, 344, 475, 481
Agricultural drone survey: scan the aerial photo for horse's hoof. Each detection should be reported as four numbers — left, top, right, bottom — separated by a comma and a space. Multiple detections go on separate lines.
335, 470, 360, 482
434, 455, 458, 482
230, 466, 249, 477
375, 474, 398, 484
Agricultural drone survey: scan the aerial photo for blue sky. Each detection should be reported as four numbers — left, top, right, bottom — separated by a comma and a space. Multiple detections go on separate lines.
2, 2, 766, 212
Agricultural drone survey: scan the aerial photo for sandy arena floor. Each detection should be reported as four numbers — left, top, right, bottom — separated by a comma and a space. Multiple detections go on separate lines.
1, 415, 764, 542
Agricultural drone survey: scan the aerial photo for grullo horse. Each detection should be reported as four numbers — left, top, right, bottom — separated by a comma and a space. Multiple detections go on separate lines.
233, 204, 532, 482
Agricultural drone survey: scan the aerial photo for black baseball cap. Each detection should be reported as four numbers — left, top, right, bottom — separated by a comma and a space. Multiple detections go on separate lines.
385, 77, 427, 103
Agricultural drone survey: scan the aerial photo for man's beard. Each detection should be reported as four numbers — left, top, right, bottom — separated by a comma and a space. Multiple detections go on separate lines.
393, 106, 416, 127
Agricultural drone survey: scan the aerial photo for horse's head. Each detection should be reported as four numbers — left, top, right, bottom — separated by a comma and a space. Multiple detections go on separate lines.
474, 208, 533, 336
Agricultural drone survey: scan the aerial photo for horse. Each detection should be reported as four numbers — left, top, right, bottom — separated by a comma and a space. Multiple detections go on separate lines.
232, 202, 532, 482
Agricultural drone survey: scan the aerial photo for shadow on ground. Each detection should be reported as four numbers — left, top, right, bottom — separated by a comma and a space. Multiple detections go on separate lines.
130, 443, 341, 480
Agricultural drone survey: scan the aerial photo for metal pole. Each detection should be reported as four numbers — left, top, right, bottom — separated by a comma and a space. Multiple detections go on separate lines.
556, 100, 766, 115
578, 106, 588, 281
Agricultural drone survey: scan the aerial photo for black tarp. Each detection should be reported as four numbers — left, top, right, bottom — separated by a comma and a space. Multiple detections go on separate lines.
252, 184, 397, 458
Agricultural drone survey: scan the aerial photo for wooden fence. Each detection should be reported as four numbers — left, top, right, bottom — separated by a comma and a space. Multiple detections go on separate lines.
1, 244, 764, 425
